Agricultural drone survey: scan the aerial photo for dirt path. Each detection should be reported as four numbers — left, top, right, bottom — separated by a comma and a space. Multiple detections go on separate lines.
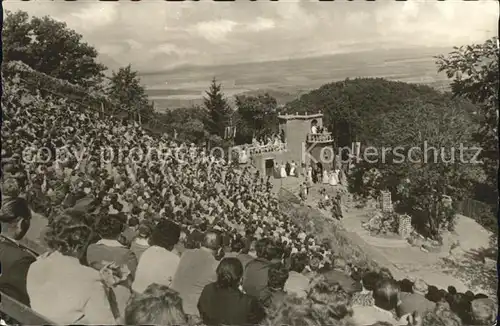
339, 206, 495, 295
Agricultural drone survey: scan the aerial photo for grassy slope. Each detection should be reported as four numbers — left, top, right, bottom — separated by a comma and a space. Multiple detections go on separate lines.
277, 188, 404, 276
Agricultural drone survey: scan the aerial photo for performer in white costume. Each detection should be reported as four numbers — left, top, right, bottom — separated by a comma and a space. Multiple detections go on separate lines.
322, 170, 329, 184
329, 170, 338, 186
290, 161, 296, 177
306, 165, 313, 185
280, 162, 287, 178
334, 168, 341, 185
239, 149, 248, 164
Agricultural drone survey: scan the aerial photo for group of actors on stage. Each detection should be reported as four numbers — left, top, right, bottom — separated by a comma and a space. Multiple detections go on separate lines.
273, 161, 344, 187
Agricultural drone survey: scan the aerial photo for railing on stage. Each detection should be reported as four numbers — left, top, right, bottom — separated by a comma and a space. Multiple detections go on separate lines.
246, 143, 287, 156
307, 132, 333, 143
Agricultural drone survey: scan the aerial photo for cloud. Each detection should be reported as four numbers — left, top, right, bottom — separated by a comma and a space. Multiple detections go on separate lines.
194, 20, 238, 43
70, 3, 118, 30
153, 43, 198, 56
246, 17, 275, 32
3, 0, 498, 71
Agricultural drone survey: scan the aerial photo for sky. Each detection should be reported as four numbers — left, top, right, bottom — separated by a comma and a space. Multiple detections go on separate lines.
3, 0, 498, 72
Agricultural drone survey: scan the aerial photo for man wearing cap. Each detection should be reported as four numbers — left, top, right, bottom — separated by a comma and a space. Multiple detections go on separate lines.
396, 278, 436, 321
0, 197, 36, 306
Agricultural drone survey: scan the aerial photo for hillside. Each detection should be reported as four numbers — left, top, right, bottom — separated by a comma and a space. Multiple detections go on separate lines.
285, 77, 475, 147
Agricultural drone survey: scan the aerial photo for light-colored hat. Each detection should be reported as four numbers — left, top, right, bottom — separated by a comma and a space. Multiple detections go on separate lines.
412, 278, 428, 294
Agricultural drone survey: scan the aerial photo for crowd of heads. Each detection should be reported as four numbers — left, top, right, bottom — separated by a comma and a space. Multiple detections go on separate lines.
2, 80, 335, 266
1, 78, 496, 326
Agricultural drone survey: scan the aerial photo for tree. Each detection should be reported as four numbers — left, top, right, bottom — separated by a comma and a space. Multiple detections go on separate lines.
285, 78, 454, 149
349, 99, 482, 239
2, 10, 106, 88
107, 65, 153, 121
435, 37, 499, 204
157, 106, 207, 145
203, 78, 233, 138
235, 93, 279, 144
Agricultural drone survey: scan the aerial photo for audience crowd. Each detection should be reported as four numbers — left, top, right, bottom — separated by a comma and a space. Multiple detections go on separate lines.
0, 80, 496, 325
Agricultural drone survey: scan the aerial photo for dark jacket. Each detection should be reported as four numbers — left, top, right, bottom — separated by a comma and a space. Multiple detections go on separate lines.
397, 292, 436, 318
242, 257, 272, 300
321, 270, 357, 294
0, 236, 37, 306
198, 282, 265, 326
236, 253, 254, 271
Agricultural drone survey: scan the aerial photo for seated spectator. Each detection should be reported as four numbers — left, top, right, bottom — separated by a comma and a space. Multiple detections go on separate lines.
352, 270, 380, 307
0, 197, 36, 307
1, 177, 21, 201
224, 235, 246, 258
263, 295, 356, 326
470, 298, 496, 325
263, 294, 312, 325
414, 303, 463, 326
242, 238, 279, 300
261, 263, 289, 308
464, 291, 475, 301
426, 285, 441, 303
27, 212, 116, 324
448, 292, 472, 323
378, 267, 394, 280
171, 231, 222, 320
308, 278, 353, 321
236, 239, 257, 271
124, 283, 188, 325
438, 289, 449, 304
198, 257, 266, 325
350, 266, 363, 293
397, 278, 436, 321
351, 278, 400, 325
284, 253, 310, 298
86, 213, 137, 317
132, 220, 181, 293
321, 257, 357, 294
86, 213, 138, 277
130, 220, 153, 260
398, 278, 414, 293
121, 216, 139, 246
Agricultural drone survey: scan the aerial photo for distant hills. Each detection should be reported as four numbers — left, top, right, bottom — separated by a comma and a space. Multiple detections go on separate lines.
141, 46, 453, 111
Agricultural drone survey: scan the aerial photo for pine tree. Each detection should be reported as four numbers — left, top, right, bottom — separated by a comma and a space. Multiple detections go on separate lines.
203, 78, 232, 138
